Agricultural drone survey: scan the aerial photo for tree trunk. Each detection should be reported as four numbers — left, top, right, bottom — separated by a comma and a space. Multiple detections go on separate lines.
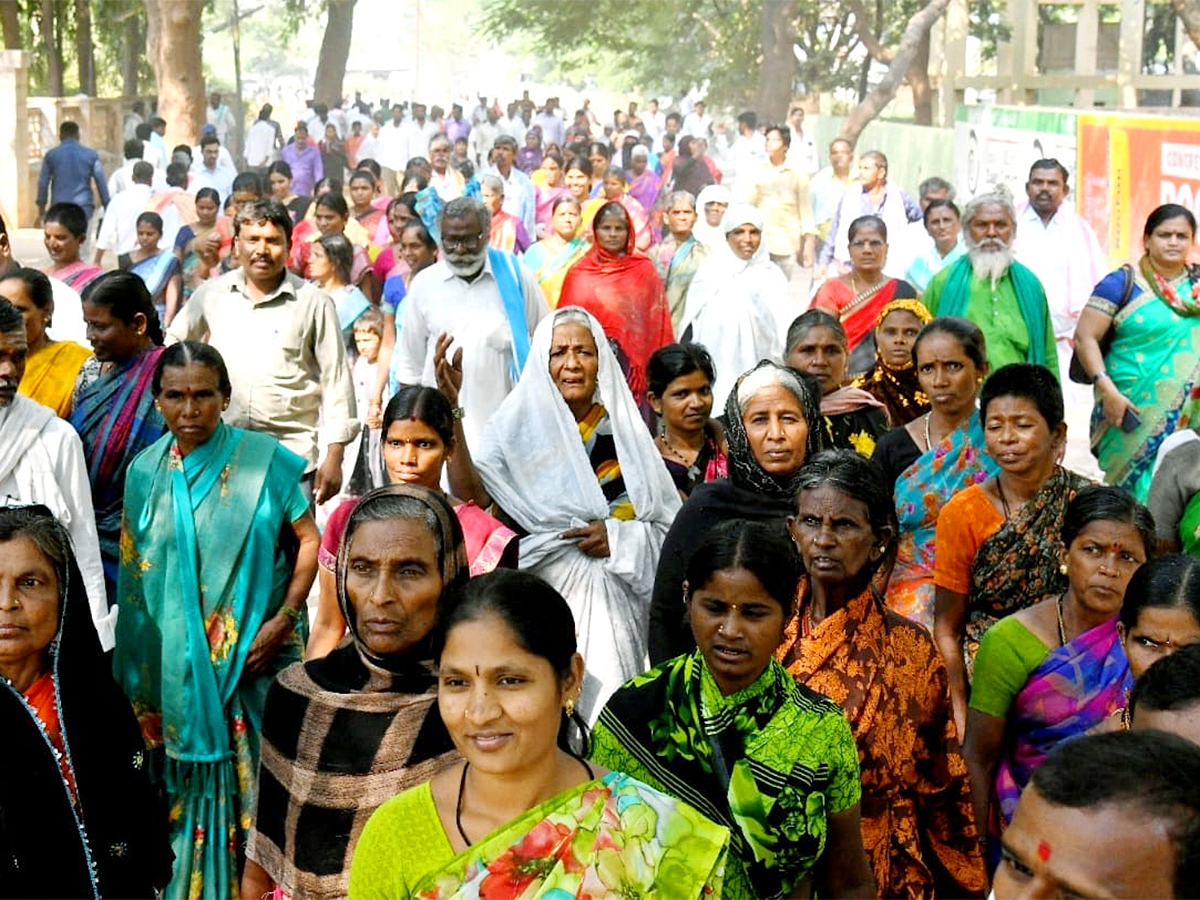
1173, 0, 1200, 50
122, 6, 141, 97
312, 0, 356, 106
76, 0, 95, 95
909, 26, 933, 126
754, 0, 797, 122
840, 0, 950, 144
40, 0, 63, 95
0, 0, 20, 50
143, 0, 205, 147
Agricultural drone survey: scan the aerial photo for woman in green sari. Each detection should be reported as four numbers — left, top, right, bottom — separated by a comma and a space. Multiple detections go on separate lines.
350, 569, 729, 899
1074, 203, 1200, 502
114, 341, 319, 900
521, 194, 588, 308
652, 190, 708, 329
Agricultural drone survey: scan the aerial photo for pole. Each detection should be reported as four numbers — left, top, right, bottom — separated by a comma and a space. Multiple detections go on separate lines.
232, 0, 244, 164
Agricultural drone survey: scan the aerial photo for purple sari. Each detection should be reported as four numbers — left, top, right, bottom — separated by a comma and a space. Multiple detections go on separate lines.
995, 617, 1132, 825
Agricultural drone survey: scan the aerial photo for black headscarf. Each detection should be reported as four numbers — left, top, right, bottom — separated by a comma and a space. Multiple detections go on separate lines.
0, 506, 172, 898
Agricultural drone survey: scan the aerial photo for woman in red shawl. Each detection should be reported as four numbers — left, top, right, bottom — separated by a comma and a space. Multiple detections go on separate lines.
558, 201, 674, 425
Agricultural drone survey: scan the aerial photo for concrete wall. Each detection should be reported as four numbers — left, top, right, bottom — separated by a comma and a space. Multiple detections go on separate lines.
809, 116, 957, 198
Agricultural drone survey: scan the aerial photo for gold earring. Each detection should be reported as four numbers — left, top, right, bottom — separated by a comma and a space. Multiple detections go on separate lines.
564, 698, 575, 718
1059, 563, 1069, 575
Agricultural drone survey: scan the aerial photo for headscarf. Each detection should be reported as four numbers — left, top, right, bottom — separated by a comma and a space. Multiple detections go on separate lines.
692, 183, 732, 249
851, 298, 932, 425
557, 201, 674, 396
336, 484, 469, 678
724, 360, 827, 501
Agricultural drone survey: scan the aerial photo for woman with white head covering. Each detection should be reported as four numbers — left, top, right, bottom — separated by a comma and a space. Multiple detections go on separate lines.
474, 308, 682, 721
692, 183, 732, 250
678, 203, 794, 409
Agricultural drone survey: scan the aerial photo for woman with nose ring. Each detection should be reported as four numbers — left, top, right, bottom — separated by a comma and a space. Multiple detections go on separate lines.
963, 486, 1154, 864
778, 450, 987, 898
349, 569, 730, 899
933, 363, 1093, 738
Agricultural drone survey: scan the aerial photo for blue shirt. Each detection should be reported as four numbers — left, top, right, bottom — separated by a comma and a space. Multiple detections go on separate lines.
37, 139, 109, 212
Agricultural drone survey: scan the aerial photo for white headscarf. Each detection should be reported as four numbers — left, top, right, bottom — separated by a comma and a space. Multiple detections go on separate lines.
692, 183, 733, 250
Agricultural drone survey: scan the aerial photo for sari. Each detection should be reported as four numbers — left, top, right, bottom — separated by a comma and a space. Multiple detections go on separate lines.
18, 339, 92, 417
534, 183, 568, 235
963, 467, 1092, 672
653, 232, 708, 329
1184, 491, 1200, 555
125, 249, 181, 314
778, 581, 987, 898
819, 387, 890, 457
1089, 258, 1200, 501
850, 297, 932, 425
349, 770, 729, 900
580, 193, 652, 252
592, 652, 861, 899
558, 203, 674, 406
176, 222, 220, 301
247, 486, 465, 899
488, 209, 530, 254
48, 259, 104, 293
813, 277, 918, 374
628, 168, 663, 227
888, 414, 997, 631
69, 345, 167, 602
987, 616, 1132, 826
522, 233, 589, 308
114, 422, 309, 900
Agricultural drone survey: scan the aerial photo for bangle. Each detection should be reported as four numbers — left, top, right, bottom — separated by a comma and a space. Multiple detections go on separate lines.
368, 398, 382, 408
278, 605, 303, 626
1092, 370, 1111, 384
452, 406, 465, 420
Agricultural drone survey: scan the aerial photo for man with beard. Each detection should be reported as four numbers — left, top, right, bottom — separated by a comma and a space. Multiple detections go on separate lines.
0, 296, 108, 647
167, 199, 358, 505
924, 186, 1059, 377
1013, 159, 1105, 375
394, 197, 548, 450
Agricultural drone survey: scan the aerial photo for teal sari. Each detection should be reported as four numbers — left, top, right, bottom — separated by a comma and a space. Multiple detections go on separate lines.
114, 423, 309, 899
1089, 260, 1200, 501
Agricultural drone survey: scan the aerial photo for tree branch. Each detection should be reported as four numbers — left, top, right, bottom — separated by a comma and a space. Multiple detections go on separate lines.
845, 0, 895, 62
1173, 0, 1200, 51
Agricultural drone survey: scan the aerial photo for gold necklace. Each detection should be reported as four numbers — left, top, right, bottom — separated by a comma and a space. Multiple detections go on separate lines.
660, 430, 700, 464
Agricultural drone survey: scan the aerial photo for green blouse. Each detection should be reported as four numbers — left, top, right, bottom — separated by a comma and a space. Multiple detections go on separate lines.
969, 615, 1051, 719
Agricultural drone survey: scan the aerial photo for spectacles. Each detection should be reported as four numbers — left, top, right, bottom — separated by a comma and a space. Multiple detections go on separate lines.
443, 233, 485, 251
850, 239, 885, 249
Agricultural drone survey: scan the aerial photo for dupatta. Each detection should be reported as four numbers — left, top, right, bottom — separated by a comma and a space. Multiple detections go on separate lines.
994, 616, 1132, 826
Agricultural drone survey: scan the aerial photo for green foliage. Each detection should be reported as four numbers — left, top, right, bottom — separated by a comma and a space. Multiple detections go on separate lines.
17, 0, 153, 95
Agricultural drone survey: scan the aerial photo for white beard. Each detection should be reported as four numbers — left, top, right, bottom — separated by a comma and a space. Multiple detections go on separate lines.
967, 242, 1014, 286
443, 252, 485, 278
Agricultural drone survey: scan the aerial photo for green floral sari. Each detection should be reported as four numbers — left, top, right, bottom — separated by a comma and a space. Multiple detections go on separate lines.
591, 651, 862, 899
114, 423, 309, 899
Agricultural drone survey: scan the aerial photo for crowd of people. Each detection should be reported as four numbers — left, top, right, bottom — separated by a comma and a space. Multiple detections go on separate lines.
6, 87, 1200, 900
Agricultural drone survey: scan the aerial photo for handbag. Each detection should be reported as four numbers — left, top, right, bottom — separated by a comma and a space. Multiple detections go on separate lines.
1068, 264, 1133, 384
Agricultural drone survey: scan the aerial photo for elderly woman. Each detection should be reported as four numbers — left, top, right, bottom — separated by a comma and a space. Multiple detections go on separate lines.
679, 204, 791, 410
475, 308, 681, 720
691, 182, 731, 249
652, 190, 708, 329
964, 486, 1154, 850
1074, 203, 1200, 502
522, 194, 588, 308
4, 266, 91, 418
934, 363, 1092, 735
594, 520, 876, 899
114, 342, 318, 899
875, 317, 998, 630
350, 569, 730, 899
849, 297, 932, 426
906, 199, 965, 293
778, 450, 987, 898
626, 143, 662, 222
71, 271, 167, 605
243, 486, 467, 900
785, 310, 889, 456
650, 360, 826, 663
813, 215, 919, 376
0, 505, 173, 897
480, 173, 530, 253
558, 201, 674, 421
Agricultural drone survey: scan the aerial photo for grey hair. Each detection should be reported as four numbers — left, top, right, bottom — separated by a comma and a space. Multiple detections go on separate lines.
735, 362, 807, 413
439, 196, 490, 239
552, 308, 593, 330
479, 174, 505, 196
345, 493, 444, 570
918, 176, 955, 201
962, 184, 1016, 231
665, 190, 696, 210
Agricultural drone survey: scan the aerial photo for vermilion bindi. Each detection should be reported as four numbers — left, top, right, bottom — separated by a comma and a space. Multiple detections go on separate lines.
1037, 840, 1051, 862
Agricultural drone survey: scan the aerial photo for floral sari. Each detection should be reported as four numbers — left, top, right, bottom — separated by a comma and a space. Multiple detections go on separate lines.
888, 414, 997, 631
964, 467, 1092, 671
994, 616, 1132, 826
1090, 258, 1200, 501
114, 422, 309, 899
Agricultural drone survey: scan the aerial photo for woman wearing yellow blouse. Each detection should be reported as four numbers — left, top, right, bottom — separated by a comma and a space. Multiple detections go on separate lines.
4, 267, 91, 417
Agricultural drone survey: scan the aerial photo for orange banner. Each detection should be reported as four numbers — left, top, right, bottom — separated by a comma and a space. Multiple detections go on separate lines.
1078, 112, 1200, 268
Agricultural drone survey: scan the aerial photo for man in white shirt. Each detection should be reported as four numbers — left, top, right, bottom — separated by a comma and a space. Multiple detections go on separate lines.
189, 132, 236, 200
245, 103, 281, 170
206, 92, 234, 148
785, 106, 820, 177
682, 100, 712, 140
468, 108, 503, 170
377, 104, 408, 193
94, 161, 154, 264
642, 98, 666, 145
0, 297, 109, 648
533, 98, 564, 148
716, 110, 766, 193
108, 138, 166, 197
403, 102, 439, 165
395, 197, 548, 450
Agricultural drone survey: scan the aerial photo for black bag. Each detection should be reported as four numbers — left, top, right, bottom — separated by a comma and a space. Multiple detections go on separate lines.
1068, 264, 1133, 384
